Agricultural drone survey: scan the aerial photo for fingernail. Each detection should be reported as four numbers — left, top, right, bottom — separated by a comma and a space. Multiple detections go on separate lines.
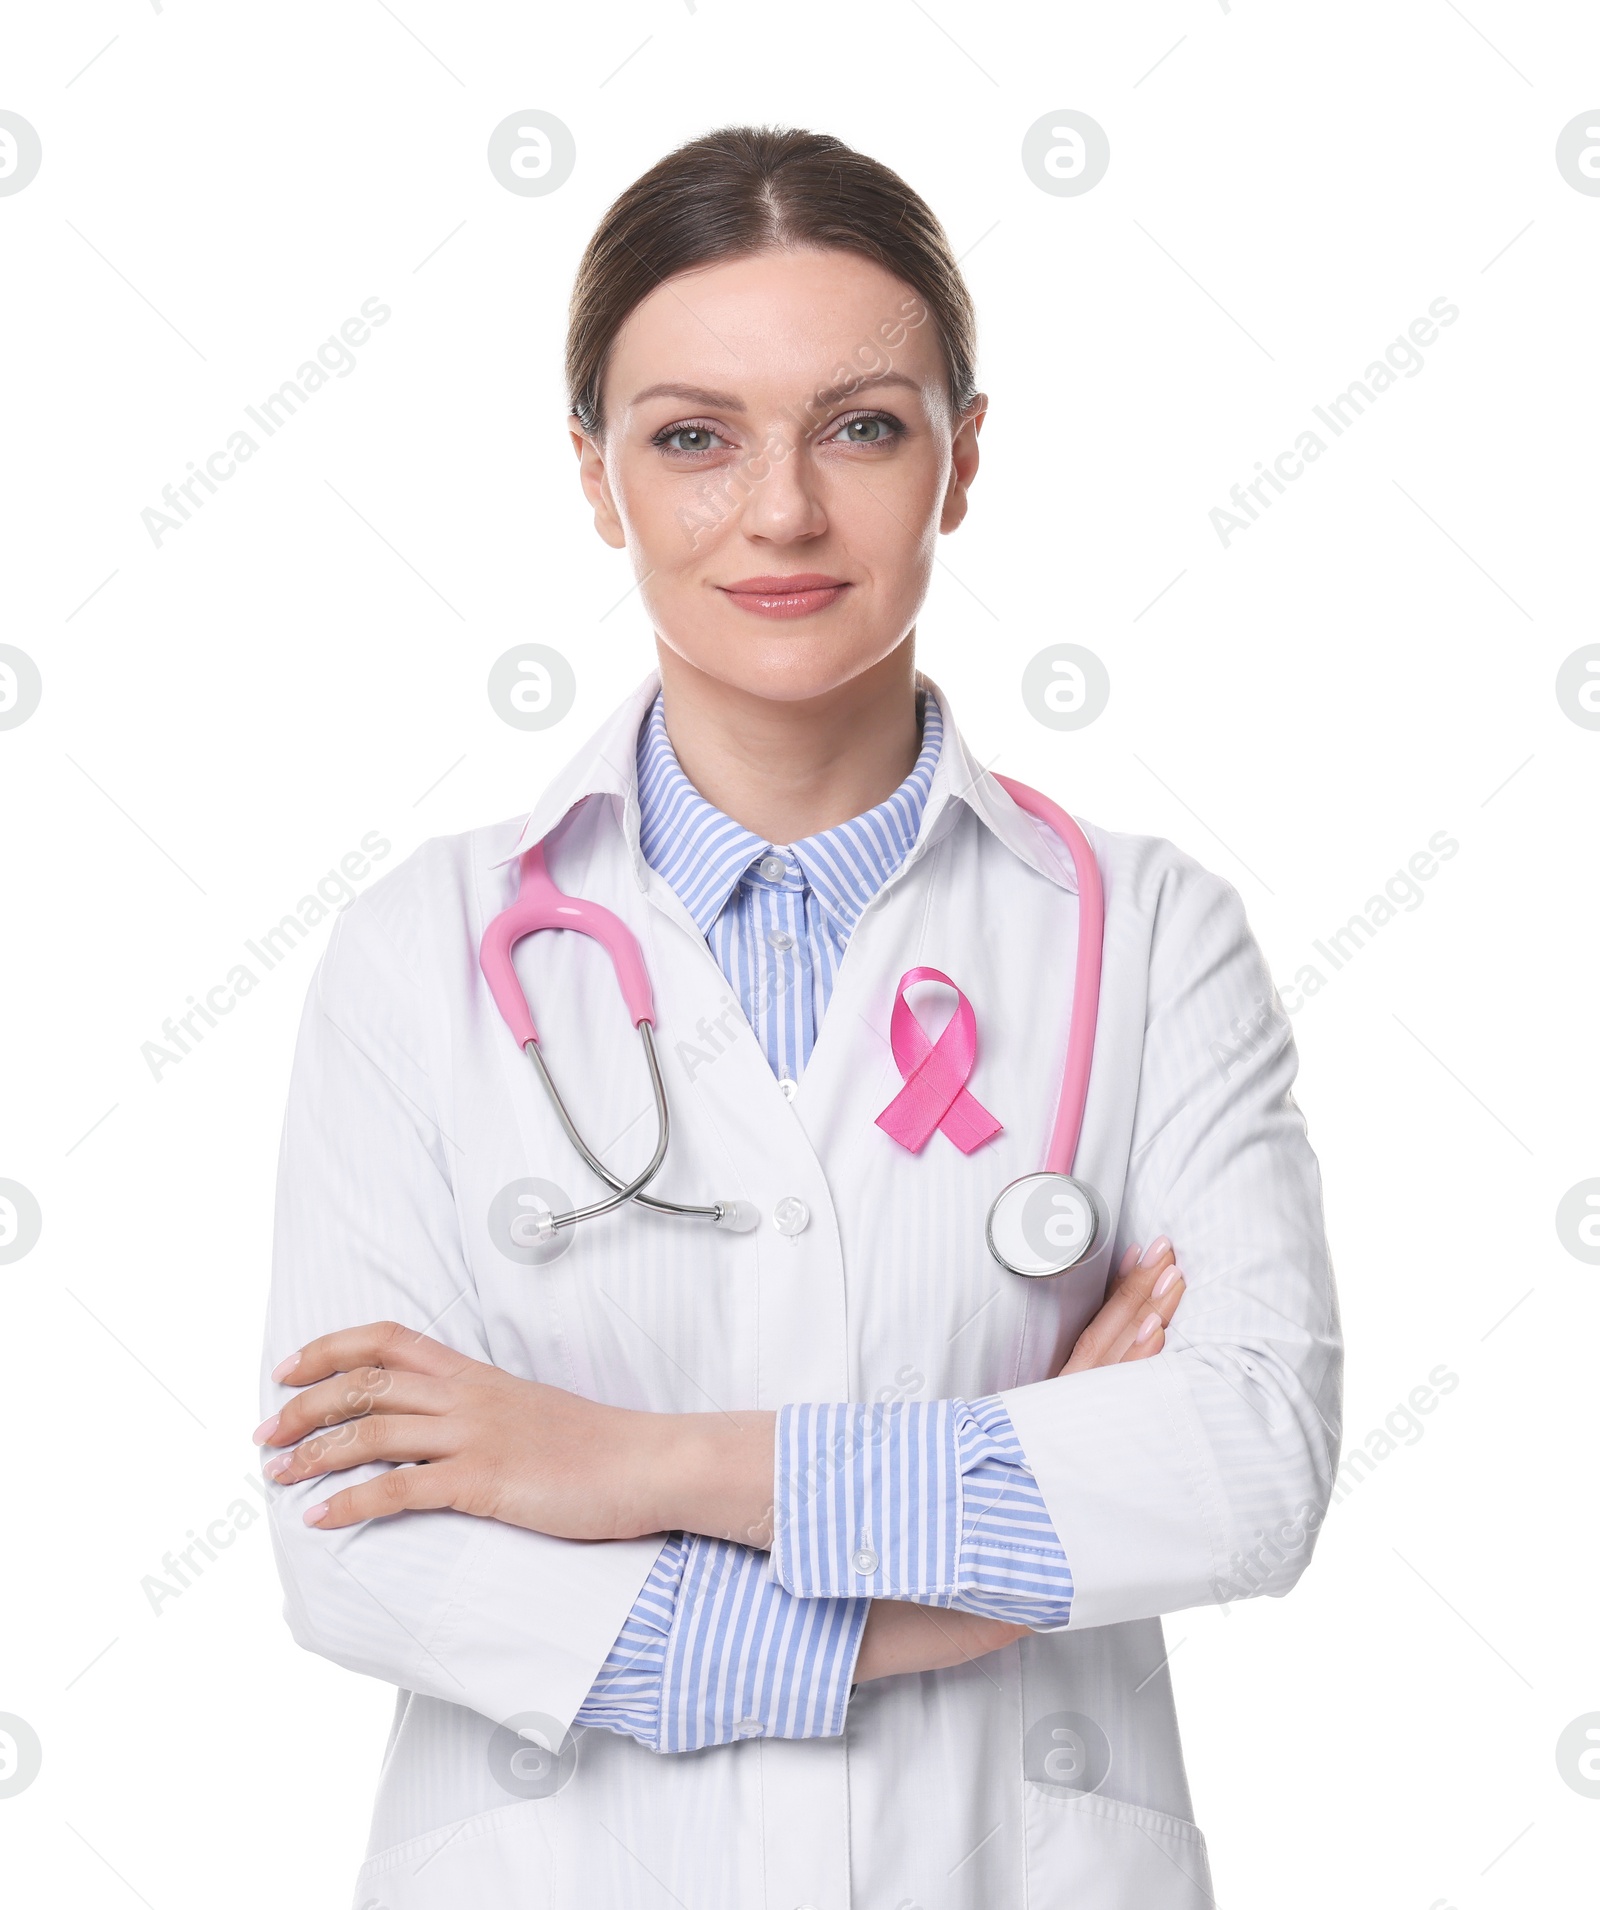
271, 1353, 300, 1383
1139, 1236, 1172, 1268
1153, 1266, 1183, 1300
266, 1451, 294, 1481
303, 1501, 329, 1526
1135, 1310, 1163, 1344
1119, 1243, 1142, 1272
252, 1413, 280, 1446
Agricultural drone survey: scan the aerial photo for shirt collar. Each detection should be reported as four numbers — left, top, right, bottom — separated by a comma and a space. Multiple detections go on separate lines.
787, 693, 942, 934
491, 669, 1078, 902
634, 691, 944, 937
635, 694, 766, 933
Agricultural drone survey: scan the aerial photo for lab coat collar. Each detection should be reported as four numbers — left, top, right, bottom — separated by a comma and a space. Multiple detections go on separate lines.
915, 683, 1079, 896
489, 670, 1079, 899
489, 674, 662, 874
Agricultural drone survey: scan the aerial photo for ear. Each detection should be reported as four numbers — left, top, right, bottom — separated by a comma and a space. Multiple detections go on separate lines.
570, 416, 626, 550
939, 395, 986, 536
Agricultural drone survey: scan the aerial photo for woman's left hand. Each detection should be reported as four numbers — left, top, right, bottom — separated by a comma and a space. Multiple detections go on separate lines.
254, 1321, 751, 1540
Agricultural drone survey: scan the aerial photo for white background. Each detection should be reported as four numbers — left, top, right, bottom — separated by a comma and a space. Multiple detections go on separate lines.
3, 3, 1597, 1906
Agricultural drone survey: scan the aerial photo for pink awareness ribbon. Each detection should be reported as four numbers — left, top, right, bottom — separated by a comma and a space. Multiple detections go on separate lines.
875, 967, 1003, 1155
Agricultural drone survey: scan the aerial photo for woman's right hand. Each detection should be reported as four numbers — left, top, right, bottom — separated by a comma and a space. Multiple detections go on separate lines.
854, 1238, 1188, 1684
1058, 1236, 1186, 1374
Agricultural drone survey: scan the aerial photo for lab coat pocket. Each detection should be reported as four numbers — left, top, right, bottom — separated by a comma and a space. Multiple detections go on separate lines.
352, 1801, 554, 1909
1022, 1784, 1213, 1910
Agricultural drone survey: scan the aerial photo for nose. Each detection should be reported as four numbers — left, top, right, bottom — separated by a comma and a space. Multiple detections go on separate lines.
734, 437, 828, 545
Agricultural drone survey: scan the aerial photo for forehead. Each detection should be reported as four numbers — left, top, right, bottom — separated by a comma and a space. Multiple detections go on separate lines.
604, 247, 944, 411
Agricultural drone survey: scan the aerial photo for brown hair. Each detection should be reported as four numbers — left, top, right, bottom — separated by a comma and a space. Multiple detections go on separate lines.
566, 125, 978, 434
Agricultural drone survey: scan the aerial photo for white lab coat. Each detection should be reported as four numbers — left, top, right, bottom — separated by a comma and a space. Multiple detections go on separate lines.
262, 672, 1340, 1909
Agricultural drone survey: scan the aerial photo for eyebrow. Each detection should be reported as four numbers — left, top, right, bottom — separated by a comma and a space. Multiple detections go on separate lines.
629, 369, 926, 413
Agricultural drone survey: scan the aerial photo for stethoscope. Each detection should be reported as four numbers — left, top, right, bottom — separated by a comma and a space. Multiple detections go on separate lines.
478, 775, 1106, 1279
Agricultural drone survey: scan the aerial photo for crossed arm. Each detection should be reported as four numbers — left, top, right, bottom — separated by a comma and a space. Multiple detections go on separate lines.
255, 1238, 1186, 1684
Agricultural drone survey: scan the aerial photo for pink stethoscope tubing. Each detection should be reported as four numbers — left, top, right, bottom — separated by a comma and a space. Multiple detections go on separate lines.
478, 777, 1104, 1242
478, 839, 738, 1232
991, 775, 1104, 1178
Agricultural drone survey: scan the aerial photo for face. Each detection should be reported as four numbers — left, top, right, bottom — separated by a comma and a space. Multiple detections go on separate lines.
571, 247, 984, 705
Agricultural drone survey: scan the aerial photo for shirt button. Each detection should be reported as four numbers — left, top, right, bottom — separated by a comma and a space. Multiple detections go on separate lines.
758, 854, 788, 882
772, 1196, 810, 1236
852, 1544, 879, 1575
735, 1717, 764, 1737
767, 927, 795, 951
776, 1077, 798, 1101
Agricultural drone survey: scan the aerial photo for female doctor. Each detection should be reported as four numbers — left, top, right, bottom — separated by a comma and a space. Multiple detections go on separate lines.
257, 126, 1341, 1910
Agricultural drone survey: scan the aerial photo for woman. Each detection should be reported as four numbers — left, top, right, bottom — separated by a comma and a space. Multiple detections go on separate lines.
258, 126, 1340, 1909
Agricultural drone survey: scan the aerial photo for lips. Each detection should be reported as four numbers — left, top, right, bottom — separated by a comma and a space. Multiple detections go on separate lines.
717, 574, 851, 620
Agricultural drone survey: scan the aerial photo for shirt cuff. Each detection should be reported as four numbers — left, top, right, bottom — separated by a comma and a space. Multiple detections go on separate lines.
572, 1533, 688, 1748
657, 1535, 870, 1751
955, 1395, 1075, 1628
771, 1399, 964, 1600
769, 1397, 1075, 1629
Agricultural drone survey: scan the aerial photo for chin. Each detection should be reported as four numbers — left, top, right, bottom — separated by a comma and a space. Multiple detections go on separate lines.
652, 590, 923, 702
660, 632, 908, 706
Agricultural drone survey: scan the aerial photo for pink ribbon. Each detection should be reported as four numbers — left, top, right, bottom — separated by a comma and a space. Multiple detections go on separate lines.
875, 967, 1003, 1155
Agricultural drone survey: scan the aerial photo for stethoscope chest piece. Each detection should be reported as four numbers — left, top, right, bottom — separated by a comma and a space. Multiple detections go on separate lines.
987, 1172, 1108, 1278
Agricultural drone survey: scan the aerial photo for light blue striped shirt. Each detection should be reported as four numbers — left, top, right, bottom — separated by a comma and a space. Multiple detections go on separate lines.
574, 689, 1073, 1753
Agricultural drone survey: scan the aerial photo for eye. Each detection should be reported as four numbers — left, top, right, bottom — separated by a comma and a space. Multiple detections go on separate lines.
652, 421, 731, 457
826, 411, 904, 447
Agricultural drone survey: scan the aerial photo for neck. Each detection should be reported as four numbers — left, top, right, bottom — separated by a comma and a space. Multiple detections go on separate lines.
654, 639, 923, 844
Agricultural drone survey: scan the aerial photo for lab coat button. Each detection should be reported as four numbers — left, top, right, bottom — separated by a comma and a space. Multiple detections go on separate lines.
758, 854, 788, 882
772, 1196, 809, 1236
777, 1076, 798, 1101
